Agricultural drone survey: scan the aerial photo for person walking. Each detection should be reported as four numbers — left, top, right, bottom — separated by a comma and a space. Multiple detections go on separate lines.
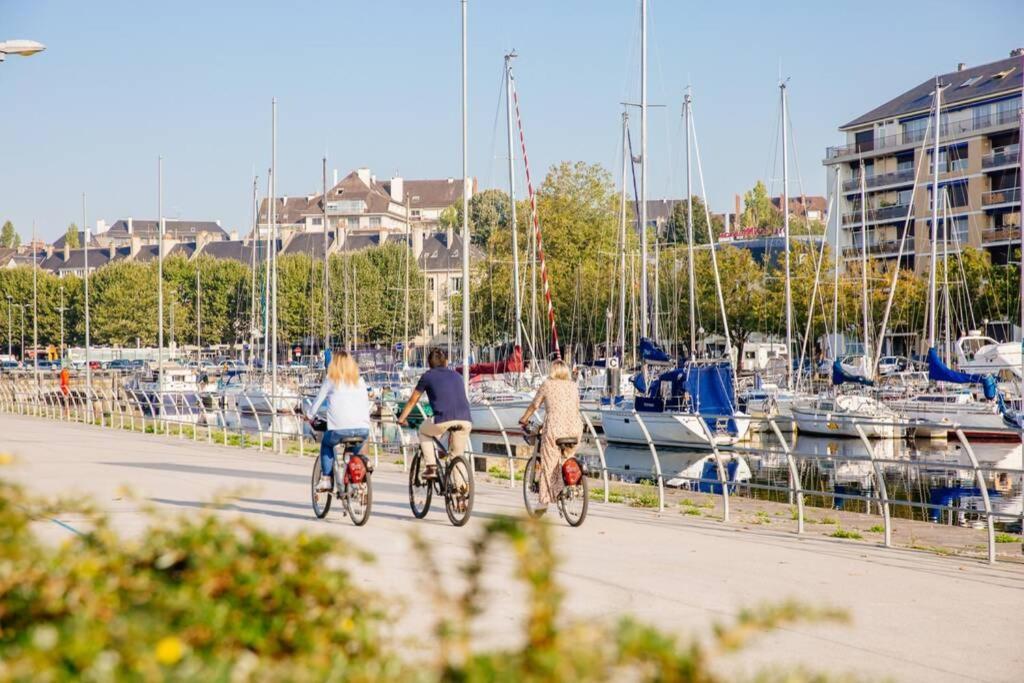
518, 359, 582, 507
306, 351, 371, 492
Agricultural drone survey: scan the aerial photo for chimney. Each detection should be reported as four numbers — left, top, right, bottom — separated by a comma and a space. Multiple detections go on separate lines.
1011, 48, 1024, 57
62, 242, 69, 262
446, 222, 453, 247
130, 234, 142, 258
956, 62, 967, 72
229, 230, 239, 240
412, 224, 425, 260
127, 217, 133, 234
333, 169, 338, 186
95, 219, 108, 234
356, 167, 371, 186
391, 176, 404, 203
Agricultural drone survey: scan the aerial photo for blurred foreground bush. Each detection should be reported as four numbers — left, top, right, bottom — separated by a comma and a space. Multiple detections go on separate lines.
0, 477, 846, 681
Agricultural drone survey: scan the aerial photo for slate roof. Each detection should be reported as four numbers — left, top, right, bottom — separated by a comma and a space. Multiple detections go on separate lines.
51, 230, 100, 249
198, 239, 281, 264
380, 178, 470, 210
770, 196, 828, 218
282, 231, 335, 257
418, 232, 483, 271
842, 54, 1023, 129
105, 219, 227, 240
40, 246, 130, 272
132, 243, 196, 262
258, 195, 318, 225
0, 248, 16, 267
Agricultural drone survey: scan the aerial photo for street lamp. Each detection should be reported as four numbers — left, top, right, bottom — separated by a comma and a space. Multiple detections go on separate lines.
0, 40, 46, 62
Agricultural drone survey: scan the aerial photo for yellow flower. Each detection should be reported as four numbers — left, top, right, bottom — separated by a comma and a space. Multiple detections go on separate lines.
0, 452, 13, 466
155, 636, 184, 665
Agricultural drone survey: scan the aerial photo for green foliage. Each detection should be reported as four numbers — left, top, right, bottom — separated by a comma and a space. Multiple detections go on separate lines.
867, 525, 885, 534
994, 532, 1021, 543
739, 181, 782, 233
666, 196, 723, 245
1, 220, 20, 248
64, 223, 81, 249
829, 527, 863, 540
0, 476, 853, 681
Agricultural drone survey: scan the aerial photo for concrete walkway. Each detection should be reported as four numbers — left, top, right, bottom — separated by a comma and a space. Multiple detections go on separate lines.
2, 413, 1022, 682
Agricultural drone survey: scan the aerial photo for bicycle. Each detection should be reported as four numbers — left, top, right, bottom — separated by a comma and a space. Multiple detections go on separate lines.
521, 422, 589, 527
308, 418, 373, 526
406, 423, 475, 526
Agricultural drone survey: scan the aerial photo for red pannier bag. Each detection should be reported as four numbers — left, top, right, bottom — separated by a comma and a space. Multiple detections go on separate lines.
562, 458, 582, 486
345, 456, 367, 484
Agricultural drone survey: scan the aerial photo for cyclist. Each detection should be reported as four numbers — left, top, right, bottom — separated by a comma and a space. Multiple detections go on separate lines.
306, 351, 371, 492
396, 347, 472, 479
518, 359, 582, 508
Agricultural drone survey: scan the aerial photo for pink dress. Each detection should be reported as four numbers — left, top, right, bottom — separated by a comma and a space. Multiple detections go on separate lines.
527, 378, 583, 504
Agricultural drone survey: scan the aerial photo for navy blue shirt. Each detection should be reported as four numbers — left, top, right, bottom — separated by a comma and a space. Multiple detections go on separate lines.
415, 367, 471, 423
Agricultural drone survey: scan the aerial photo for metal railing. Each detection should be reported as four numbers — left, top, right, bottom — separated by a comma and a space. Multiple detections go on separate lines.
981, 187, 1021, 207
982, 224, 1022, 243
842, 168, 916, 193
982, 144, 1020, 169
842, 203, 912, 226
842, 240, 903, 258
827, 105, 1023, 160
0, 374, 1020, 566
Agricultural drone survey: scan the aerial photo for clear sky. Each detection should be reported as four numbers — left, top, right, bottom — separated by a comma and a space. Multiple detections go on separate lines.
1, 0, 1022, 241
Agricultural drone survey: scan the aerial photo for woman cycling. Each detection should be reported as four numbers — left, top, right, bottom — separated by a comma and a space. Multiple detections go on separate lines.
518, 359, 582, 509
307, 351, 371, 492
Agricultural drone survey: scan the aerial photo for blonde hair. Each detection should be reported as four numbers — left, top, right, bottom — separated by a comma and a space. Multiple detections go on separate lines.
548, 359, 571, 381
326, 351, 360, 386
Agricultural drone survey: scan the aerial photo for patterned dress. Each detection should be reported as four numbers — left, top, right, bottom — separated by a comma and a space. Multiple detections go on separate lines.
527, 378, 583, 505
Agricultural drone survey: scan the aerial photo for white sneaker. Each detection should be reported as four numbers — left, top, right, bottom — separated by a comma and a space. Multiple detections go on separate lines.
316, 475, 333, 492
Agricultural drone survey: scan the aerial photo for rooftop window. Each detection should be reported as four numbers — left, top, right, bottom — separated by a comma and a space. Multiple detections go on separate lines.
992, 67, 1016, 80
958, 75, 983, 88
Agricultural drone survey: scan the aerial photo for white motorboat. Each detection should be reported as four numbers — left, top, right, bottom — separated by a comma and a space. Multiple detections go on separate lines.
886, 390, 1010, 440
792, 393, 905, 439
956, 331, 1022, 380
126, 365, 203, 424
738, 384, 797, 432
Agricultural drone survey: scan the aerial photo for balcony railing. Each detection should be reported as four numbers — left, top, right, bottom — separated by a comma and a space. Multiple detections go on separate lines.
842, 167, 916, 192
981, 187, 1021, 207
842, 203, 912, 226
981, 224, 1022, 243
842, 240, 904, 258
827, 104, 1023, 160
981, 144, 1020, 169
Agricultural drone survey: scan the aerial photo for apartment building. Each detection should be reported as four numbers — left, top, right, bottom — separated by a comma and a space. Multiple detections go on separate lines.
824, 51, 1023, 271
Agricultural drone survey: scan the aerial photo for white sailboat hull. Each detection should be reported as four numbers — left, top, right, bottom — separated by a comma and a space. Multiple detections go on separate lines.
601, 409, 751, 447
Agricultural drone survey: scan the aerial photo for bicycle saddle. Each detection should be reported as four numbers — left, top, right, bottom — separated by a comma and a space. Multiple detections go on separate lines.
555, 437, 578, 448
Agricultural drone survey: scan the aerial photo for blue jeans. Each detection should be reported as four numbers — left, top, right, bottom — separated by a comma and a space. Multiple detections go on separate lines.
320, 428, 370, 476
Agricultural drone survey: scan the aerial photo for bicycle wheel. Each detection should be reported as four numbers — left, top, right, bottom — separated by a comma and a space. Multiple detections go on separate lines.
343, 459, 372, 527
444, 455, 475, 527
558, 458, 589, 527
408, 451, 432, 518
522, 455, 546, 519
311, 457, 332, 519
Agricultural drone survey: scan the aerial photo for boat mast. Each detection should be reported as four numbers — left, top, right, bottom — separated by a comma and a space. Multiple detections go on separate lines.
460, 0, 470, 393
781, 80, 793, 389
928, 77, 942, 349
263, 171, 272, 370
684, 91, 696, 358
1018, 87, 1023, 385
403, 196, 411, 368
83, 193, 91, 400
639, 0, 649, 339
505, 50, 522, 353
249, 175, 259, 365
157, 156, 164, 388
270, 97, 278, 451
618, 111, 629, 361
942, 191, 952, 362
858, 160, 871, 377
322, 156, 330, 354
831, 168, 841, 361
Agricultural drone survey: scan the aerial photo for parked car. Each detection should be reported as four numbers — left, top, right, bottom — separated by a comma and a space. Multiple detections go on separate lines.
1, 360, 21, 372
877, 356, 909, 376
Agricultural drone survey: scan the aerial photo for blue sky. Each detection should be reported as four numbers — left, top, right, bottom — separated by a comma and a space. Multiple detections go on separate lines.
1, 0, 1022, 241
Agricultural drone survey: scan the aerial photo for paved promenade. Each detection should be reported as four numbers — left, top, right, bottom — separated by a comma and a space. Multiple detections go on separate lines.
2, 413, 1022, 681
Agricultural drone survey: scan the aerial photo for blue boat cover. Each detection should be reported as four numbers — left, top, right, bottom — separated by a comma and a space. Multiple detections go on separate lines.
831, 359, 873, 387
638, 337, 672, 363
927, 348, 997, 400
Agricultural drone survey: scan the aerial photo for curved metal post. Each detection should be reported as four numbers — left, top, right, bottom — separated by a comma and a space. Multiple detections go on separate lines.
697, 415, 730, 523
770, 417, 804, 534
580, 409, 609, 503
631, 410, 665, 512
242, 394, 263, 451
955, 428, 996, 564
484, 401, 516, 488
855, 423, 891, 548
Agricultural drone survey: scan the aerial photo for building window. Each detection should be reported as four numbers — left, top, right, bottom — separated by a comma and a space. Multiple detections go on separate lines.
931, 180, 968, 209
896, 189, 913, 206
326, 199, 365, 214
411, 209, 421, 218
369, 217, 381, 228
934, 215, 969, 243
901, 117, 928, 144
428, 277, 435, 291
896, 152, 914, 173
312, 217, 323, 226
347, 217, 358, 229
451, 277, 462, 293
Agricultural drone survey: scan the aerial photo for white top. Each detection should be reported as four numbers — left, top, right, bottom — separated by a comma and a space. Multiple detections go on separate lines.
308, 377, 371, 431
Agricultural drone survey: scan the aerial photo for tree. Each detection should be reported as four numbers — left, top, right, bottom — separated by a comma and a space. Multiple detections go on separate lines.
666, 197, 723, 245
64, 223, 80, 249
438, 189, 512, 247
739, 181, 781, 234
1, 221, 20, 249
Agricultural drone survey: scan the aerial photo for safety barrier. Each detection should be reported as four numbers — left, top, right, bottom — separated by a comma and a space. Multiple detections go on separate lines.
0, 373, 1021, 564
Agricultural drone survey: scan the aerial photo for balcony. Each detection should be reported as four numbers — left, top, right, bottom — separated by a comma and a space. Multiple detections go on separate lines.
982, 224, 1021, 243
842, 203, 912, 226
981, 187, 1021, 207
842, 167, 916, 193
981, 144, 1020, 170
826, 104, 1022, 161
842, 240, 904, 258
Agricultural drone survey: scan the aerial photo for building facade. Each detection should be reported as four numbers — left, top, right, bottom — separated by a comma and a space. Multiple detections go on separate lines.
824, 52, 1023, 271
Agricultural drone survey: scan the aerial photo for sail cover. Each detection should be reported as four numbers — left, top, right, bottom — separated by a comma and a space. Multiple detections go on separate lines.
686, 362, 739, 432
831, 359, 873, 387
927, 347, 997, 400
638, 337, 672, 364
